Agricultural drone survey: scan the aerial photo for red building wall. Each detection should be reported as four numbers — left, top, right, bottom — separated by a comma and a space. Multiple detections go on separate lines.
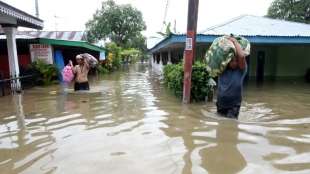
0, 54, 31, 78
0, 55, 9, 78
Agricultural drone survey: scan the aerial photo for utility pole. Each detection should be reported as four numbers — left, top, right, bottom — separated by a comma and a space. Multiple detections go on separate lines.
183, 0, 199, 103
35, 0, 39, 18
54, 15, 59, 38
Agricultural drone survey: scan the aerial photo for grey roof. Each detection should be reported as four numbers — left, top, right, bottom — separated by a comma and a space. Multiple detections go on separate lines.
0, 31, 87, 41
0, 1, 43, 29
201, 15, 310, 37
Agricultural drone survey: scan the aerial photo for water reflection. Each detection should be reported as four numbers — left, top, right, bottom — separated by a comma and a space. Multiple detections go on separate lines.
200, 122, 246, 174
0, 94, 57, 174
0, 64, 309, 174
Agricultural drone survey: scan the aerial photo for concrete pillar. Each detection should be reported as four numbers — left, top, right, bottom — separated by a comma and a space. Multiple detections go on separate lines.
152, 54, 156, 66
168, 50, 172, 64
159, 52, 163, 65
157, 52, 163, 73
3, 26, 21, 91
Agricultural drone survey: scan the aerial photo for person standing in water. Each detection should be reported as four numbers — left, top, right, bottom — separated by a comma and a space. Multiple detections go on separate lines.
216, 37, 247, 119
69, 54, 90, 91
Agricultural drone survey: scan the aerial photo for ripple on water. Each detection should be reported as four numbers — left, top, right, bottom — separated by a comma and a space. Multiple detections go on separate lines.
1, 65, 310, 174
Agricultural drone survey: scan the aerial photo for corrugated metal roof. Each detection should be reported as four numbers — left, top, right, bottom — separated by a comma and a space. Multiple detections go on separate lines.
0, 33, 34, 39
149, 15, 310, 53
7, 31, 87, 41
201, 15, 310, 37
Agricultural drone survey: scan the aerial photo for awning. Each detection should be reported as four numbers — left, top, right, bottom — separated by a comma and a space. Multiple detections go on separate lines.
38, 38, 105, 52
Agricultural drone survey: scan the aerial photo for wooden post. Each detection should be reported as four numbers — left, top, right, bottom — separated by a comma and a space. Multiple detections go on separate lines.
183, 0, 199, 103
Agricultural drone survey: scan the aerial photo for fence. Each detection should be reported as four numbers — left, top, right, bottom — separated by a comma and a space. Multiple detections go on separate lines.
0, 75, 36, 96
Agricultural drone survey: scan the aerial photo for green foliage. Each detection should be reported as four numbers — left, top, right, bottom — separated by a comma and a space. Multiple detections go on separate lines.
29, 60, 59, 85
97, 42, 123, 73
151, 22, 175, 39
86, 0, 147, 50
96, 64, 109, 74
126, 33, 147, 52
121, 48, 141, 63
156, 22, 173, 37
106, 42, 122, 70
163, 62, 214, 102
267, 0, 310, 24
163, 63, 184, 97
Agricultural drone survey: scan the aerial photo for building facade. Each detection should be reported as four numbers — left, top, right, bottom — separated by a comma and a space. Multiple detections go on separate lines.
149, 15, 310, 82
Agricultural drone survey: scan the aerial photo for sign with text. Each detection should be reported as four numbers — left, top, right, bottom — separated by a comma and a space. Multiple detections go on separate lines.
29, 44, 53, 64
185, 37, 193, 50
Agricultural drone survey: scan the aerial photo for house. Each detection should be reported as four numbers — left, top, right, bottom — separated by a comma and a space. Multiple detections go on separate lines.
0, 31, 105, 79
149, 15, 310, 82
0, 1, 43, 90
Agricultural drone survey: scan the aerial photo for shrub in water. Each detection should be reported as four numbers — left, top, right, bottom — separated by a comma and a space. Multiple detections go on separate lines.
28, 60, 59, 85
163, 62, 214, 102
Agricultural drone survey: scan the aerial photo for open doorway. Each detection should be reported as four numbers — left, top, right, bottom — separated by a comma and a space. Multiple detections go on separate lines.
256, 51, 265, 84
245, 55, 250, 83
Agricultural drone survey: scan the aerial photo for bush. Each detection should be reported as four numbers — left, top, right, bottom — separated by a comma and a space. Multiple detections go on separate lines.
163, 62, 215, 102
163, 63, 184, 97
96, 64, 109, 74
28, 60, 59, 85
105, 42, 122, 70
121, 48, 141, 63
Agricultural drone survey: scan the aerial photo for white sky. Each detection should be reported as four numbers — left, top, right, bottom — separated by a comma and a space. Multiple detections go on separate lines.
3, 0, 273, 47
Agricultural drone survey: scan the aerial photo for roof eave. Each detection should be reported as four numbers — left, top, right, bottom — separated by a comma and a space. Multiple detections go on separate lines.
148, 34, 310, 53
0, 1, 44, 29
38, 38, 105, 52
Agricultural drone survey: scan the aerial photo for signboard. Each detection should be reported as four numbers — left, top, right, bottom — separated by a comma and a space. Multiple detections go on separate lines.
185, 37, 192, 50
29, 44, 53, 64
99, 51, 106, 61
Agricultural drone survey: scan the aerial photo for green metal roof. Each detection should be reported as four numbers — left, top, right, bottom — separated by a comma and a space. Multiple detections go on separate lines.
38, 38, 105, 52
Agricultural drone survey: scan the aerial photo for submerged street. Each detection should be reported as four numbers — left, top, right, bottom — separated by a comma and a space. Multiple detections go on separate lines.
0, 64, 310, 174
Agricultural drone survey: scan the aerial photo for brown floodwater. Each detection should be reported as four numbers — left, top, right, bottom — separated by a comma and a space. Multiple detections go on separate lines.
0, 63, 310, 174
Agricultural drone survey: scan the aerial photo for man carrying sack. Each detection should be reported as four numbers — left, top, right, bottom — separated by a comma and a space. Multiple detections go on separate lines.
205, 35, 250, 119
69, 54, 98, 91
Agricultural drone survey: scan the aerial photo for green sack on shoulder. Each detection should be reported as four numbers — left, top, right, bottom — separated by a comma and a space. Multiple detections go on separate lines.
205, 35, 251, 77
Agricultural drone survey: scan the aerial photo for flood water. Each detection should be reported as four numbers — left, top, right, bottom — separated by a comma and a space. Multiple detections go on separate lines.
0, 63, 310, 174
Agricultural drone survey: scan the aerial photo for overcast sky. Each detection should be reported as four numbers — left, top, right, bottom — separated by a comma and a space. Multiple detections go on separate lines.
3, 0, 273, 46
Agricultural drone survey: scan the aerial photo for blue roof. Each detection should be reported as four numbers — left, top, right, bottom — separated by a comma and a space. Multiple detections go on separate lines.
149, 15, 310, 53
149, 34, 310, 53
201, 15, 310, 37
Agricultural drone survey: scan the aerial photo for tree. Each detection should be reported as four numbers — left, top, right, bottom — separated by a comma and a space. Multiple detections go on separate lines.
267, 0, 310, 24
126, 33, 147, 52
86, 0, 146, 48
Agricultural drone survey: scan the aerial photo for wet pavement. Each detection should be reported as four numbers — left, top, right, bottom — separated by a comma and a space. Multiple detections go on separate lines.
0, 63, 310, 174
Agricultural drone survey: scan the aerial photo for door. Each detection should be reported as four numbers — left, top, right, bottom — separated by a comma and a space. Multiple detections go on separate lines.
256, 51, 265, 84
245, 55, 250, 83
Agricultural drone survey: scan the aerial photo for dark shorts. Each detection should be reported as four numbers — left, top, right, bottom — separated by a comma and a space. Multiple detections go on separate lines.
216, 103, 240, 119
74, 82, 90, 91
